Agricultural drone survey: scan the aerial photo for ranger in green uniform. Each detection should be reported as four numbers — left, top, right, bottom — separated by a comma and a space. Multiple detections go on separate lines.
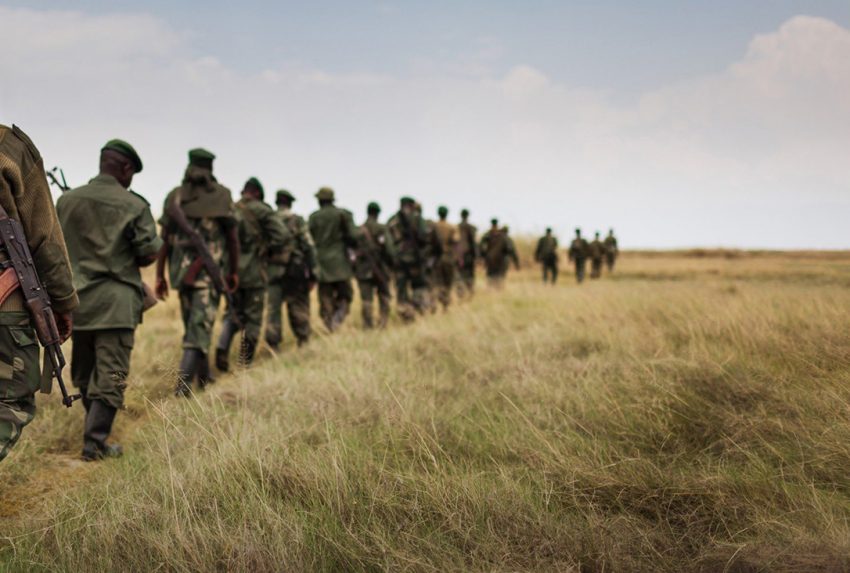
265, 190, 316, 349
355, 202, 395, 329
568, 228, 589, 283
604, 228, 619, 272
386, 197, 429, 322
155, 149, 238, 396
455, 208, 478, 299
0, 124, 78, 463
433, 206, 458, 310
308, 187, 359, 332
215, 178, 289, 371
479, 219, 519, 288
57, 140, 161, 461
535, 228, 559, 284
588, 231, 607, 279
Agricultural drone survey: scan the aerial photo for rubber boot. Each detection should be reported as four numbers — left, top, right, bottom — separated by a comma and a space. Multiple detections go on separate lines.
81, 400, 122, 461
175, 349, 201, 397
197, 352, 215, 389
215, 319, 238, 372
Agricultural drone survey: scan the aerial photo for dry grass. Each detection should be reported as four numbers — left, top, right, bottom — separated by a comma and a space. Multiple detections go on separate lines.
2, 251, 850, 572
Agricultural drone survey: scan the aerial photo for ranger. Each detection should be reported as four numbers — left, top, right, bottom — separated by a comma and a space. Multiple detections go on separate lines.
479, 219, 518, 288
433, 206, 459, 310
568, 228, 589, 283
308, 187, 359, 332
0, 124, 77, 462
588, 231, 607, 279
386, 197, 429, 321
455, 208, 478, 298
535, 228, 559, 284
156, 148, 239, 396
604, 229, 619, 272
215, 178, 289, 371
57, 139, 161, 460
355, 202, 395, 329
265, 189, 317, 348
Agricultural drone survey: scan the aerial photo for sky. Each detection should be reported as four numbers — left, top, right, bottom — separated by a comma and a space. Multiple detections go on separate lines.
1, 1, 848, 248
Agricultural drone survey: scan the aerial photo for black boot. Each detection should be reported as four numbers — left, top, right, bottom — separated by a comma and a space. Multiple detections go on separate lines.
215, 347, 230, 373
215, 319, 239, 372
198, 352, 215, 389
176, 349, 201, 397
81, 400, 122, 461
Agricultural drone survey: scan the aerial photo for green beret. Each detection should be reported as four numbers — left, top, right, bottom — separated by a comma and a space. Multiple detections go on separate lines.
102, 139, 143, 173
315, 187, 335, 201
400, 196, 415, 205
245, 177, 263, 193
491, 218, 499, 226
276, 189, 295, 204
461, 208, 470, 217
188, 148, 216, 167
367, 201, 381, 213
437, 205, 448, 217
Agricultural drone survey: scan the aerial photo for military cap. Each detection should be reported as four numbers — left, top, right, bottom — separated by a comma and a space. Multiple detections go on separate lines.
461, 208, 470, 217
400, 196, 415, 205
102, 139, 143, 173
491, 218, 499, 226
546, 227, 552, 233
315, 187, 335, 201
437, 205, 448, 217
367, 201, 381, 213
245, 177, 264, 193
276, 189, 296, 204
188, 148, 216, 167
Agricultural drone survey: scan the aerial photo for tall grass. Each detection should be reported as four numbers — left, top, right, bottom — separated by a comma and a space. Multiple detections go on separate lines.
2, 253, 850, 572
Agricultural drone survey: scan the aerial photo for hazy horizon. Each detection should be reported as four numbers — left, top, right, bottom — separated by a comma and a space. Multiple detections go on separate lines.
1, 1, 848, 249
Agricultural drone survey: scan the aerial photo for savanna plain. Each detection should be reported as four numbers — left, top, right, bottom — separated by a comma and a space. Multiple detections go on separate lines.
1, 249, 850, 572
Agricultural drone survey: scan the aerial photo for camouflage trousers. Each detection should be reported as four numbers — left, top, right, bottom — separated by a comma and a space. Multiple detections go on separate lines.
455, 262, 475, 299
542, 257, 558, 284
0, 312, 40, 463
573, 258, 587, 283
590, 258, 603, 279
434, 260, 455, 310
358, 277, 391, 329
395, 262, 428, 322
223, 287, 265, 345
318, 281, 353, 332
71, 329, 134, 411
265, 278, 312, 347
179, 286, 221, 351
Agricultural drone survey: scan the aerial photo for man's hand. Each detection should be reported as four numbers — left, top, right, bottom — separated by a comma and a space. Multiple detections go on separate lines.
56, 311, 73, 343
155, 277, 169, 300
226, 273, 240, 293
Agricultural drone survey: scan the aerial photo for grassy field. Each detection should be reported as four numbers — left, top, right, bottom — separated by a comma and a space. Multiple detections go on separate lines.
2, 250, 850, 572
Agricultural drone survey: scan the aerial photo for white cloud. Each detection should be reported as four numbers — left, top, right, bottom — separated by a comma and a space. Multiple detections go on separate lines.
0, 7, 847, 248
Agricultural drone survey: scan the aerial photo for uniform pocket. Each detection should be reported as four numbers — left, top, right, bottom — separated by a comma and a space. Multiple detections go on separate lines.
0, 325, 40, 400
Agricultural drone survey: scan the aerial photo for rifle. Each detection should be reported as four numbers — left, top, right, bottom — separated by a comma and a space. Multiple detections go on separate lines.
166, 192, 241, 327
359, 225, 390, 289
0, 204, 80, 407
46, 167, 70, 193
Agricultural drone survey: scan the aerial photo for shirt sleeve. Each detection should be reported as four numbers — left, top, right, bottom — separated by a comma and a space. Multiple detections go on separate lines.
130, 206, 164, 258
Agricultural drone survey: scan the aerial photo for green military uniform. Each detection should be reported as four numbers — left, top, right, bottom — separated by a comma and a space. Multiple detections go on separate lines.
386, 198, 429, 322
535, 230, 559, 284
589, 234, 606, 279
355, 203, 396, 329
433, 207, 458, 310
455, 210, 478, 298
265, 190, 316, 348
158, 149, 236, 395
215, 179, 290, 370
0, 124, 78, 462
421, 214, 441, 314
57, 139, 160, 460
568, 230, 589, 283
308, 188, 359, 332
480, 222, 518, 288
604, 230, 619, 272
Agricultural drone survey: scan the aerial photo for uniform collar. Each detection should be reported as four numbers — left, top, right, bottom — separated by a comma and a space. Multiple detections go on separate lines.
89, 173, 122, 186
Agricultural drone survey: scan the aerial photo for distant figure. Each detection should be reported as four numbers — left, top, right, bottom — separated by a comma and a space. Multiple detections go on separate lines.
535, 227, 559, 284
588, 232, 606, 279
308, 187, 359, 332
480, 219, 519, 288
355, 202, 395, 329
604, 229, 619, 272
455, 208, 478, 298
386, 197, 429, 322
433, 206, 459, 310
567, 228, 589, 283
